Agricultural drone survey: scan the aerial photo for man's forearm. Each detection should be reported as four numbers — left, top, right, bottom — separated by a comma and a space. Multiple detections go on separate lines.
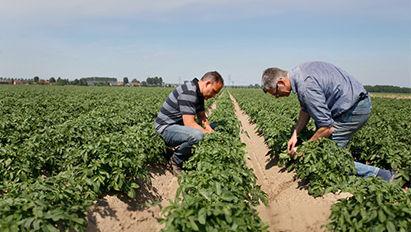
294, 110, 310, 135
309, 127, 333, 141
185, 121, 207, 133
182, 114, 207, 133
197, 111, 211, 128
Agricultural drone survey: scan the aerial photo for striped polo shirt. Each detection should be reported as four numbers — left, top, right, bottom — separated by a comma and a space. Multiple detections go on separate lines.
155, 78, 205, 133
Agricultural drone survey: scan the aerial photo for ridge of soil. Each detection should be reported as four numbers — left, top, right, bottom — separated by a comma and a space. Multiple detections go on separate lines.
230, 94, 351, 232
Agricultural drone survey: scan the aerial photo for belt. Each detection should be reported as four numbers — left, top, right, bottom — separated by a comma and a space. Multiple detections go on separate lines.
335, 92, 369, 119
358, 92, 368, 102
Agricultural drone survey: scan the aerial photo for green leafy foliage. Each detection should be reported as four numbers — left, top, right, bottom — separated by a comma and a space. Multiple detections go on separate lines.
0, 86, 171, 231
231, 88, 411, 231
286, 139, 357, 197
162, 91, 268, 231
328, 178, 411, 232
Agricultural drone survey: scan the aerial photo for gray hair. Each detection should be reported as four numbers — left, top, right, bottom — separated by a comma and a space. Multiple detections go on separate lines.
261, 67, 287, 93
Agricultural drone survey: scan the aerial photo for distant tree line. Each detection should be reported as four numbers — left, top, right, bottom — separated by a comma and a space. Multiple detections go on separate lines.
142, 76, 164, 86
364, 85, 411, 93
0, 76, 88, 86
0, 76, 165, 87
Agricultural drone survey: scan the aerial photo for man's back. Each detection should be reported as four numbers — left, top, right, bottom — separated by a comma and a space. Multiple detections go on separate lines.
290, 61, 367, 127
155, 79, 204, 134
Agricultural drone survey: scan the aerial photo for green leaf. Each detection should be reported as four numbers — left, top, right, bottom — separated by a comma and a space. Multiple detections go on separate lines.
378, 209, 386, 223
386, 221, 396, 232
189, 217, 199, 231
198, 208, 206, 225
131, 182, 139, 189
216, 182, 222, 195
127, 189, 136, 198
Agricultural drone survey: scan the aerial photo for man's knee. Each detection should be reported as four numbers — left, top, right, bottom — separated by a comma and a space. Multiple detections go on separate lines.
189, 129, 204, 143
331, 127, 353, 148
332, 137, 350, 148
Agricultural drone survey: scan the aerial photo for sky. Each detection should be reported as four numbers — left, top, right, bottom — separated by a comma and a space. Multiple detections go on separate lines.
0, 0, 410, 87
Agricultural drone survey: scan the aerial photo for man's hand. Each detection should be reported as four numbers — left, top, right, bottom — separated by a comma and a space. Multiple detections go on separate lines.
197, 111, 214, 134
287, 109, 309, 157
204, 125, 214, 134
290, 147, 298, 157
287, 131, 298, 156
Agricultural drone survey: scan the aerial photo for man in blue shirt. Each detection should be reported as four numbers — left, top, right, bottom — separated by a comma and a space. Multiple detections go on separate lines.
261, 61, 393, 181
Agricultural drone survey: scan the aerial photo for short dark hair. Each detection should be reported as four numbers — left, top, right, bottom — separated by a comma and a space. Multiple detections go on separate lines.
261, 67, 287, 92
201, 71, 224, 85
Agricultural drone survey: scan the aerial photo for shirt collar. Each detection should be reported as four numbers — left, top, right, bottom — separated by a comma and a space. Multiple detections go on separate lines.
289, 68, 298, 94
192, 78, 204, 100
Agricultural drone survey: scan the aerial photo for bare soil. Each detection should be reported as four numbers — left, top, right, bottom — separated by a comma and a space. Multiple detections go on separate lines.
230, 94, 351, 232
87, 164, 178, 232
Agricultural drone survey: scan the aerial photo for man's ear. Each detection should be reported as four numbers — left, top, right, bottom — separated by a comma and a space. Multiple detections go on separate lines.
277, 79, 286, 86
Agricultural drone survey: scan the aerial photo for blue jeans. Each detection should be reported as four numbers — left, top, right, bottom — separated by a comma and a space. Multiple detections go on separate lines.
160, 125, 204, 165
331, 96, 380, 177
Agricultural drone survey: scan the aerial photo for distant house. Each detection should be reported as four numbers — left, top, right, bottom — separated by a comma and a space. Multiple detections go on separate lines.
130, 81, 141, 87
13, 80, 25, 85
39, 80, 50, 85
81, 77, 117, 86
113, 81, 124, 86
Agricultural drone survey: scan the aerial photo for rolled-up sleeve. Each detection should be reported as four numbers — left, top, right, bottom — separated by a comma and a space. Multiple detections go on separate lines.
302, 77, 334, 128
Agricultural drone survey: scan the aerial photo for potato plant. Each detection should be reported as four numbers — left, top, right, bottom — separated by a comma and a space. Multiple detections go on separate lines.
231, 88, 410, 231
0, 86, 171, 231
162, 91, 268, 231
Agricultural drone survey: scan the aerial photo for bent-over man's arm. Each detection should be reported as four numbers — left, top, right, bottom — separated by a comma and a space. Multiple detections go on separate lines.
182, 114, 208, 133
178, 90, 208, 133
309, 127, 333, 141
288, 109, 310, 154
303, 77, 334, 141
197, 111, 213, 133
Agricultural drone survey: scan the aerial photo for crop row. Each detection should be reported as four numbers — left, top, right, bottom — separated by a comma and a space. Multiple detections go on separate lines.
231, 89, 410, 231
349, 98, 411, 185
0, 86, 171, 231
162, 91, 268, 231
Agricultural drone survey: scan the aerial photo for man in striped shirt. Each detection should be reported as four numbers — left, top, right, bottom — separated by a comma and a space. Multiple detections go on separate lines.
155, 71, 224, 174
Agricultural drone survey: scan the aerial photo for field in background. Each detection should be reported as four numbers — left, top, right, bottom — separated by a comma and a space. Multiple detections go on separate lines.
0, 86, 409, 231
370, 92, 411, 99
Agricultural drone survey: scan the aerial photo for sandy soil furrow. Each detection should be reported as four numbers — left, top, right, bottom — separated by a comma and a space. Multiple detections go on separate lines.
230, 94, 350, 232
87, 165, 178, 232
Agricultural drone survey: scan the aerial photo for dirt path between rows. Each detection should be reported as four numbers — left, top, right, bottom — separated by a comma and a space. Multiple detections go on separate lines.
230, 94, 350, 232
87, 164, 178, 232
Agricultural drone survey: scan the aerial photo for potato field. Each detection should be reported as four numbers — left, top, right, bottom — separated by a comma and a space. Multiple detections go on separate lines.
0, 86, 410, 232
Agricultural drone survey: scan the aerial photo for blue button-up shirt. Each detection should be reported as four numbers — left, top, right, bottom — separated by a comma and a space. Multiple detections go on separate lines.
289, 61, 367, 128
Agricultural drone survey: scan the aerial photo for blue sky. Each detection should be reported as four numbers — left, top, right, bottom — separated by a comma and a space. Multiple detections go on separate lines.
0, 0, 410, 86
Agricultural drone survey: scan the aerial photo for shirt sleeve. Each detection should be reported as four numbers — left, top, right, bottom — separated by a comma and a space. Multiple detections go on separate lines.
299, 100, 307, 112
302, 77, 334, 127
178, 92, 197, 115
